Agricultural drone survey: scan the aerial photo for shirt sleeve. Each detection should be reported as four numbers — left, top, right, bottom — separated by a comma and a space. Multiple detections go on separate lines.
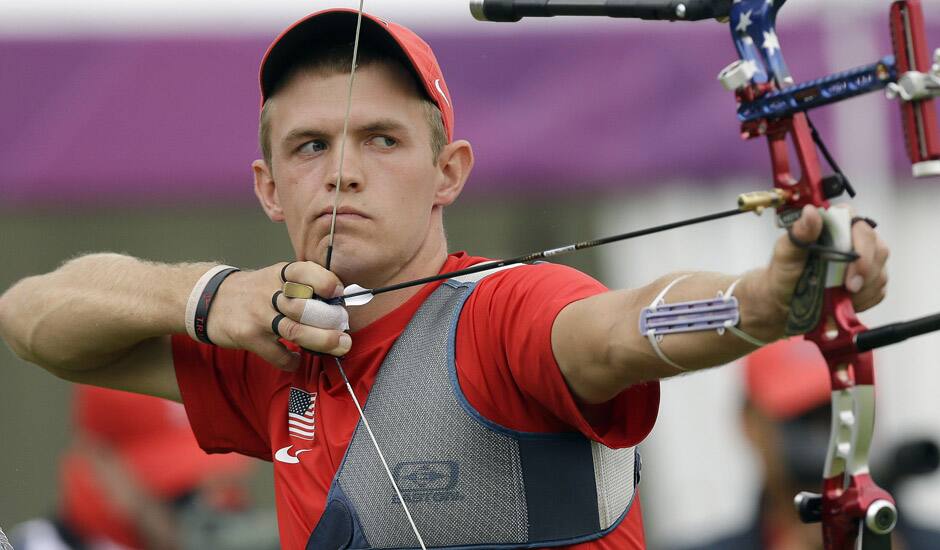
455, 263, 659, 448
171, 334, 277, 460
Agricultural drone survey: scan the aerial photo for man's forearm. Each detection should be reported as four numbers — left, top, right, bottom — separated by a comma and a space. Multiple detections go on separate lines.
554, 269, 788, 403
616, 269, 786, 372
0, 253, 212, 371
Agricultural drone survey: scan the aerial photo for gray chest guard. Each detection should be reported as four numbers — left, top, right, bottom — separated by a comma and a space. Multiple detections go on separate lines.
307, 271, 639, 550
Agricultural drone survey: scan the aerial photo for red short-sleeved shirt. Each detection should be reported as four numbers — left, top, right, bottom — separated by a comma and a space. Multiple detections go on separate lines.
173, 252, 660, 549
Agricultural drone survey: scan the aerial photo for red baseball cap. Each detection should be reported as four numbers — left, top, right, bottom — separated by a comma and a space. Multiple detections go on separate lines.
70, 385, 250, 497
259, 8, 454, 142
744, 337, 833, 419
59, 386, 252, 546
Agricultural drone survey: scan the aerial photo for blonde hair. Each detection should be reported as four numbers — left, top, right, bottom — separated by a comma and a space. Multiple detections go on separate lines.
259, 45, 446, 167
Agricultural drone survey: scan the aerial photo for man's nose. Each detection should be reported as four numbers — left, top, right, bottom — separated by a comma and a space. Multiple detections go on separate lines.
326, 142, 363, 191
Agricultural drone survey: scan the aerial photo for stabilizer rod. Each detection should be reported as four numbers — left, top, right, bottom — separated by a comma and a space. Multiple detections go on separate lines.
856, 312, 940, 352
470, 0, 732, 22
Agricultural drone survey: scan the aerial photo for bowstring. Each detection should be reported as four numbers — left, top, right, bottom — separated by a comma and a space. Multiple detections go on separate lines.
325, 3, 427, 548
324, 2, 364, 271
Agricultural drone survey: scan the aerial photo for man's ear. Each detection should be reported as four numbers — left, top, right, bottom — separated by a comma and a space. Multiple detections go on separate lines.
433, 139, 474, 207
252, 159, 284, 222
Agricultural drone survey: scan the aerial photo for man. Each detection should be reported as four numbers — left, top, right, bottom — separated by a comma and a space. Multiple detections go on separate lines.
0, 8, 889, 550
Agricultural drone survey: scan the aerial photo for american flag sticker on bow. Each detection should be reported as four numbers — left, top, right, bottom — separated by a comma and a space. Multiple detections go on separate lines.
287, 387, 317, 440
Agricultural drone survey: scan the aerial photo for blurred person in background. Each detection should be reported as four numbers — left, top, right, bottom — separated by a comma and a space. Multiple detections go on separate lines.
671, 338, 940, 550
9, 385, 279, 550
0, 7, 890, 550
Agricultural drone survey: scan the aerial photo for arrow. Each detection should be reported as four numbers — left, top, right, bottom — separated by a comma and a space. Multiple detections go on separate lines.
321, 189, 788, 307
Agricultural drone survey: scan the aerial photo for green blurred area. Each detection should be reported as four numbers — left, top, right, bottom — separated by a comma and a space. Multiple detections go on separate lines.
0, 196, 601, 527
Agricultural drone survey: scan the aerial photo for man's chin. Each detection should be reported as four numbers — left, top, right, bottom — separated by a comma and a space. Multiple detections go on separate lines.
318, 253, 379, 285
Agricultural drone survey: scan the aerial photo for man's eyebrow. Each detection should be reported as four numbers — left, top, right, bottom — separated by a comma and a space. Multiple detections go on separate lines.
281, 119, 411, 148
283, 128, 326, 145
358, 118, 409, 134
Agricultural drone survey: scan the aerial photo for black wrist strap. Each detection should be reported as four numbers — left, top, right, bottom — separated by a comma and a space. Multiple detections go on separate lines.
193, 267, 240, 344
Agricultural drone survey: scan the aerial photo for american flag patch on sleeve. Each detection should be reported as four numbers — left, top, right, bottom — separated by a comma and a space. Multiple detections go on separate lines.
287, 387, 317, 440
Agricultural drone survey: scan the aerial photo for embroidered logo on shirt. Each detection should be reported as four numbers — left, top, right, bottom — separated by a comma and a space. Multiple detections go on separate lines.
275, 387, 317, 465
393, 461, 464, 503
274, 445, 311, 464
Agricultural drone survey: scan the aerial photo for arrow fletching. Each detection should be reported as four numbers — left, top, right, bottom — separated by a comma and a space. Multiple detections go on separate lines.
342, 284, 374, 307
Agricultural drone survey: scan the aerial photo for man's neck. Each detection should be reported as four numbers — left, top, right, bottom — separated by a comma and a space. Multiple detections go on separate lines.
345, 243, 450, 332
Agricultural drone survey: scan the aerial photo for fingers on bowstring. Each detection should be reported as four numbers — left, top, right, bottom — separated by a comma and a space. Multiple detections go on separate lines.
271, 313, 352, 357
280, 261, 345, 299
300, 299, 350, 330
274, 291, 350, 331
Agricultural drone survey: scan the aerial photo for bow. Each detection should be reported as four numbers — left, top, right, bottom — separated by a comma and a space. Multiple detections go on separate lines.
469, 0, 940, 548
727, 2, 937, 548
291, 1, 940, 548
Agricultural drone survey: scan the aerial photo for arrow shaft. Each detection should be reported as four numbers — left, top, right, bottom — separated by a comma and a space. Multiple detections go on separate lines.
344, 206, 747, 301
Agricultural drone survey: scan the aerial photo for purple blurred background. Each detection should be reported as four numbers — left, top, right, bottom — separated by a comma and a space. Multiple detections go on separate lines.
1, 16, 925, 205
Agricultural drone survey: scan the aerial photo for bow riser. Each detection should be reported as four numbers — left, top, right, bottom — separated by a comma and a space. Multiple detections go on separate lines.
806, 288, 869, 381
765, 113, 829, 219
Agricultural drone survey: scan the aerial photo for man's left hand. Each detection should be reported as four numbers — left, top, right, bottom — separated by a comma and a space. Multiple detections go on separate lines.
763, 204, 890, 329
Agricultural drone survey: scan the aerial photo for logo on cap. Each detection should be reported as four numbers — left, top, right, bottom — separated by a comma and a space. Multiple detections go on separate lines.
434, 79, 451, 107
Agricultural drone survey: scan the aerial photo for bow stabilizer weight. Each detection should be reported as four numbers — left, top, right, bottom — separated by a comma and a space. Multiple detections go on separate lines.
470, 0, 733, 22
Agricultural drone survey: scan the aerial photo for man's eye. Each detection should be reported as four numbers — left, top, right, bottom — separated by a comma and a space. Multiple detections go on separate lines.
370, 136, 397, 149
298, 140, 327, 154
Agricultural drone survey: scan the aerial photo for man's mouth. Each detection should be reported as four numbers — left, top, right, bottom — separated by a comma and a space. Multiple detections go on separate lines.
316, 207, 368, 221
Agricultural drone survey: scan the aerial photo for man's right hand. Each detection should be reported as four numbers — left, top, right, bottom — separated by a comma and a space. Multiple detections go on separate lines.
208, 261, 352, 371
0, 254, 355, 401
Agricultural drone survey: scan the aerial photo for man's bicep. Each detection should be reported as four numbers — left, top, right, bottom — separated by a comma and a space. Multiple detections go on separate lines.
49, 335, 181, 402
551, 294, 623, 403
552, 290, 669, 403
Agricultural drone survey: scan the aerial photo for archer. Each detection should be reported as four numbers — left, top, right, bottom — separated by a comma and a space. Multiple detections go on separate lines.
0, 8, 889, 550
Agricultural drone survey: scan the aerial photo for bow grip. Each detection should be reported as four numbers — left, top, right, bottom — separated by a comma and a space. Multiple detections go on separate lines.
890, 0, 940, 177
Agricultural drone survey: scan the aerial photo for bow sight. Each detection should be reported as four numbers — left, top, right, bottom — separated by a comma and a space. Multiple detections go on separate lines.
472, 0, 940, 178
471, 1, 940, 549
